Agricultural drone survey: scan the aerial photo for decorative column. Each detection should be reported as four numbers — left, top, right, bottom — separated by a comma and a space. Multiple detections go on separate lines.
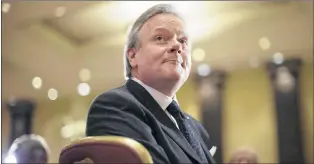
194, 70, 226, 163
6, 98, 36, 147
266, 58, 305, 163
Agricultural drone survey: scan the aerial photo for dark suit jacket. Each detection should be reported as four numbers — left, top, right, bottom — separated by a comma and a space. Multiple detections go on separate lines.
86, 79, 216, 164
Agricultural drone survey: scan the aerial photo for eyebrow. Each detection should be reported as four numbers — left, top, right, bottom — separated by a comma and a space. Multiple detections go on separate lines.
153, 27, 188, 37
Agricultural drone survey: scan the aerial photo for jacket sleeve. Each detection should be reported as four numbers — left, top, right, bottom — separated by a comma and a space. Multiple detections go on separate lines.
86, 91, 171, 164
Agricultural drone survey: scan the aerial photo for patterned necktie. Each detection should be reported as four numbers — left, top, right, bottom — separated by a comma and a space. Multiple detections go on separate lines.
167, 100, 207, 161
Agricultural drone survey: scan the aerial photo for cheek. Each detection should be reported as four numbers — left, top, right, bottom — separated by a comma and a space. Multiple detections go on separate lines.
186, 54, 192, 64
145, 47, 166, 64
184, 51, 192, 67
138, 49, 164, 68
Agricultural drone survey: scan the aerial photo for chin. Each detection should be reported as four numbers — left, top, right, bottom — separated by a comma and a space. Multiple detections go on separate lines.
167, 70, 184, 82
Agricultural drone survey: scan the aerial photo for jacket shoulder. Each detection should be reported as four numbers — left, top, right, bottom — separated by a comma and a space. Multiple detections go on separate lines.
93, 85, 132, 103
88, 86, 146, 120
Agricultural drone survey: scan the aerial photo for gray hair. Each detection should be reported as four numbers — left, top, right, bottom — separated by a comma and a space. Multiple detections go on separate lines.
123, 4, 185, 79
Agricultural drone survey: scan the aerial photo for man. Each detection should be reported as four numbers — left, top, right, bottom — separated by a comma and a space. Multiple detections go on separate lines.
229, 147, 259, 164
86, 4, 216, 164
5, 134, 49, 164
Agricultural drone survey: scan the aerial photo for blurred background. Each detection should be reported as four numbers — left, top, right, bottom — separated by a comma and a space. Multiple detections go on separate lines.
1, 1, 313, 163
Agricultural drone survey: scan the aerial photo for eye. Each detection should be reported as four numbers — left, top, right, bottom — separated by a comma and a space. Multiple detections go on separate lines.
155, 36, 165, 41
179, 39, 188, 45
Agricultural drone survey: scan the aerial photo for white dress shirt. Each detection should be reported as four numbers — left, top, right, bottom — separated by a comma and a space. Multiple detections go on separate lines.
131, 77, 180, 129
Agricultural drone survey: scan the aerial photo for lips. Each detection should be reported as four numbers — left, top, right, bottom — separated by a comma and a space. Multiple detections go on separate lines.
165, 59, 184, 67
167, 60, 180, 64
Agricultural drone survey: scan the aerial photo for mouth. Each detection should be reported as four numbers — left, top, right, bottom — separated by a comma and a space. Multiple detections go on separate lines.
165, 60, 184, 67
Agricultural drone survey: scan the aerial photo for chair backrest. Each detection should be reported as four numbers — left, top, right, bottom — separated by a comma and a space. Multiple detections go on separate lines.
59, 136, 153, 164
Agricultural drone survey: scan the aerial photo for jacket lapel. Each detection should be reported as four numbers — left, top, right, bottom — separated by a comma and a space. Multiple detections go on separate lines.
188, 119, 216, 164
126, 80, 202, 163
200, 141, 216, 164
188, 116, 216, 164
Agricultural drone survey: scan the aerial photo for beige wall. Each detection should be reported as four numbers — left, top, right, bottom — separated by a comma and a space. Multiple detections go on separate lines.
222, 67, 278, 163
177, 79, 201, 120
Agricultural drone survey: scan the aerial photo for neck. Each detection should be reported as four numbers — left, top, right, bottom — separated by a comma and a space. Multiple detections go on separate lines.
151, 82, 178, 98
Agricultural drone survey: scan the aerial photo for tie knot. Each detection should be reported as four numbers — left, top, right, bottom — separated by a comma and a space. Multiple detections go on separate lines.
166, 100, 183, 117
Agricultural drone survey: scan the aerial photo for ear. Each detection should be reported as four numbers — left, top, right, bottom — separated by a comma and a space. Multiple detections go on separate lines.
127, 48, 138, 67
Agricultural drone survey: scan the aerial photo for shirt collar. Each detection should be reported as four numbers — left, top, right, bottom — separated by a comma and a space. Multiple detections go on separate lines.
131, 77, 177, 110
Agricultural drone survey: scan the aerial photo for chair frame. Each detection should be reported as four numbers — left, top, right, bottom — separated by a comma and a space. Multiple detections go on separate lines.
60, 136, 153, 163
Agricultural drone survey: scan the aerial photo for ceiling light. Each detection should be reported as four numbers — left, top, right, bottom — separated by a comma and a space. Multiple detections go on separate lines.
32, 77, 42, 89
106, 1, 211, 42
186, 18, 215, 43
197, 64, 211, 77
2, 3, 10, 13
55, 6, 66, 17
60, 120, 86, 139
48, 88, 58, 100
276, 66, 295, 92
61, 124, 74, 139
273, 52, 284, 65
77, 83, 90, 96
79, 68, 91, 82
259, 37, 271, 51
192, 48, 206, 62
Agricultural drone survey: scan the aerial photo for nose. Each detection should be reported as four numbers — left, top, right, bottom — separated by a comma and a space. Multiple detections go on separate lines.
168, 40, 182, 54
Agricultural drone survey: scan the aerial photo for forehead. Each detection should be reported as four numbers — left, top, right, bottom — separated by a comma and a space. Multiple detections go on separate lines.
141, 13, 188, 36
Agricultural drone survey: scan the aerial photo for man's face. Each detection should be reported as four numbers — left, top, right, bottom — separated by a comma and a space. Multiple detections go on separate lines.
128, 13, 191, 91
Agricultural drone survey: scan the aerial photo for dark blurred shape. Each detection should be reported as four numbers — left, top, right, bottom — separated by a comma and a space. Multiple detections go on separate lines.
6, 98, 35, 146
194, 70, 226, 163
267, 58, 305, 163
5, 134, 50, 164
229, 147, 259, 164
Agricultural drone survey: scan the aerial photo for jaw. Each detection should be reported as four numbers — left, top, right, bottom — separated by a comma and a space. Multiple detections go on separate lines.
132, 63, 189, 97
155, 71, 188, 97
